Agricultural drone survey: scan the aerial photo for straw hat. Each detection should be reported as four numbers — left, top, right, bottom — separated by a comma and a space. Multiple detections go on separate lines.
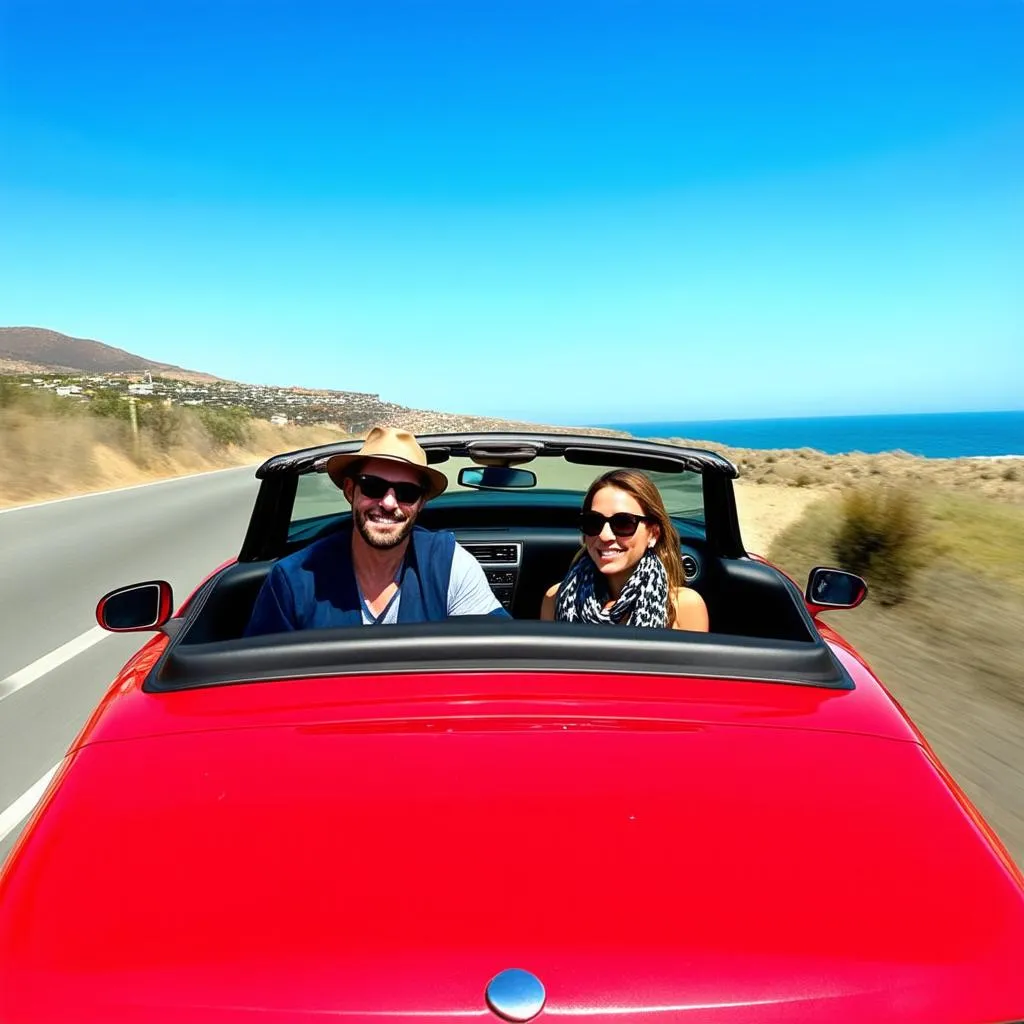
325, 426, 448, 499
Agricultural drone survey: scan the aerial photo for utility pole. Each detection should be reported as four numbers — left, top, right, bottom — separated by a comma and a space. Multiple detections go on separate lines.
128, 396, 140, 459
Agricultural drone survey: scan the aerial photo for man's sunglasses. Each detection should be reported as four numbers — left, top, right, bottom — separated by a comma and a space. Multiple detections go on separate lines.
356, 474, 426, 505
579, 511, 654, 538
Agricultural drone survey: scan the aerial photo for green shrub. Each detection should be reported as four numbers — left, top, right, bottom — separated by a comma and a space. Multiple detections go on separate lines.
1, 378, 67, 415
0, 377, 25, 409
831, 487, 926, 606
138, 401, 184, 451
198, 406, 252, 447
89, 392, 131, 421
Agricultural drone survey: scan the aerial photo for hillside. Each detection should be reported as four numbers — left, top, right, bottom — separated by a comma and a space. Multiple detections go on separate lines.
1, 326, 634, 436
0, 327, 220, 383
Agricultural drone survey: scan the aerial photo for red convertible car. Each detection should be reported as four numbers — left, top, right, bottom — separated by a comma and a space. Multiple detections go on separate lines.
1, 432, 1021, 1024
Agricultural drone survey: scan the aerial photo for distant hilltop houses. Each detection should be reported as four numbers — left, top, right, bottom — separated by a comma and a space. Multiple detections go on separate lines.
5, 367, 579, 436
9, 370, 391, 432
0, 328, 610, 436
2, 327, 593, 435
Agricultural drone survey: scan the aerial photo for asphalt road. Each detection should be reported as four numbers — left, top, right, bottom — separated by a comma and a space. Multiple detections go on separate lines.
0, 466, 261, 865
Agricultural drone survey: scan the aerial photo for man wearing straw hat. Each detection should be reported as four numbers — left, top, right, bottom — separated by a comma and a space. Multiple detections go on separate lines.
245, 426, 509, 634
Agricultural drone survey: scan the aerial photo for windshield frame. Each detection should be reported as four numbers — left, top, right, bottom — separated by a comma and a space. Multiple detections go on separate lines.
240, 432, 744, 562
286, 454, 707, 545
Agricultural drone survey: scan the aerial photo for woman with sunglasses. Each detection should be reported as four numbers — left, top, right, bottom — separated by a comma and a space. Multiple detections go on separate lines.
540, 469, 709, 631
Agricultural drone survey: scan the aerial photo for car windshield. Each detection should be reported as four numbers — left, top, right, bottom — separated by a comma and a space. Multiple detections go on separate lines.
288, 456, 704, 543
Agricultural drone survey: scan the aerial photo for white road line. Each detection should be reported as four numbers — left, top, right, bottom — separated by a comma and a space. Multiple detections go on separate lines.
0, 463, 257, 516
0, 626, 110, 702
0, 765, 59, 844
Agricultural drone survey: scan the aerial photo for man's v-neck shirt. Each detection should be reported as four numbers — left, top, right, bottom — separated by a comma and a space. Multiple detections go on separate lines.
357, 543, 501, 624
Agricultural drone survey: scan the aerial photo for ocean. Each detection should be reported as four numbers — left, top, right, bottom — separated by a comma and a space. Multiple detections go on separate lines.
600, 410, 1024, 459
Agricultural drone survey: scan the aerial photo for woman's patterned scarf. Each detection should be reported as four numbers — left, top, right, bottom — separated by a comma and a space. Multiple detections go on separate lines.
555, 549, 669, 628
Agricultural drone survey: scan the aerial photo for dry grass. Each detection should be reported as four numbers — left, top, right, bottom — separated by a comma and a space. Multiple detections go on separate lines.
768, 487, 1024, 866
830, 486, 928, 605
0, 407, 344, 508
649, 433, 1024, 504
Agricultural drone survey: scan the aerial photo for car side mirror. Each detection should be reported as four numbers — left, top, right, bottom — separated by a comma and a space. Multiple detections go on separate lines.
805, 567, 867, 610
96, 581, 174, 632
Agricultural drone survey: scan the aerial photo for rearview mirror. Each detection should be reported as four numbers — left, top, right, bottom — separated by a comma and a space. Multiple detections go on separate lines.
805, 567, 867, 610
96, 581, 174, 632
458, 466, 537, 489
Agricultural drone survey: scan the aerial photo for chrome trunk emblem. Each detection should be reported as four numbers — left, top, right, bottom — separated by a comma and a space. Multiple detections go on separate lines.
485, 968, 546, 1021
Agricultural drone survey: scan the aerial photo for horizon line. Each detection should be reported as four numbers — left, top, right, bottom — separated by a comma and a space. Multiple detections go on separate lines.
597, 408, 1024, 428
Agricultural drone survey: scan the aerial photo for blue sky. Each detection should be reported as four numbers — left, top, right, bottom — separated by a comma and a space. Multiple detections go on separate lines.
1, 0, 1021, 424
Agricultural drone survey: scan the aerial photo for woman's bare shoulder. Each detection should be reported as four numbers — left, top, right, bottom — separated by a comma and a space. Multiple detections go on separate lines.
540, 582, 561, 621
672, 586, 705, 608
670, 586, 709, 631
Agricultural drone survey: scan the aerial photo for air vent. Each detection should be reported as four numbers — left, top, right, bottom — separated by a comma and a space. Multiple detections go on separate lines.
464, 543, 521, 566
681, 554, 699, 582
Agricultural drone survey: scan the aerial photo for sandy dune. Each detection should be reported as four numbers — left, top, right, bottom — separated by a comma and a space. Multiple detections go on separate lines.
733, 481, 824, 556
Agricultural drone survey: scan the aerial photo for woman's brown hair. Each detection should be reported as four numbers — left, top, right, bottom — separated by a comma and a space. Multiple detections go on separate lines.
581, 469, 687, 619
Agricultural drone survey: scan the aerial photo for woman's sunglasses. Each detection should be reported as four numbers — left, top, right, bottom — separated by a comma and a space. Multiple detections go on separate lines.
356, 474, 426, 505
579, 511, 654, 538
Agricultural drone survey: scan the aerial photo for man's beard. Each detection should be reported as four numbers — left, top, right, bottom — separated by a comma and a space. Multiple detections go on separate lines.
353, 505, 416, 549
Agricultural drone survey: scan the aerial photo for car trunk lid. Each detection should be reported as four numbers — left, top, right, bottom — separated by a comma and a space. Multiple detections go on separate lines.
2, 675, 1022, 1022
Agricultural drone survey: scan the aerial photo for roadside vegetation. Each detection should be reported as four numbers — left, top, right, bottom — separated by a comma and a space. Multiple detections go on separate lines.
830, 486, 927, 605
0, 375, 344, 507
768, 483, 1024, 866
651, 431, 1024, 504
